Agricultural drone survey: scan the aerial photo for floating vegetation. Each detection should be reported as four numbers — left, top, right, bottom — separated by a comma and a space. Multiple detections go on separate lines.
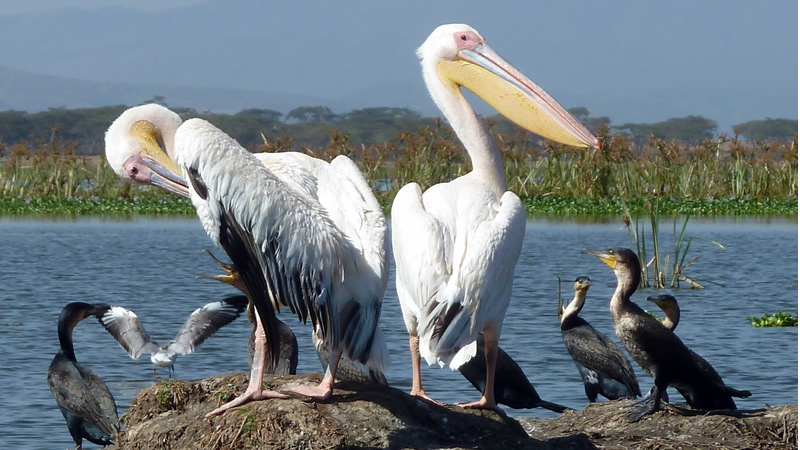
748, 312, 798, 327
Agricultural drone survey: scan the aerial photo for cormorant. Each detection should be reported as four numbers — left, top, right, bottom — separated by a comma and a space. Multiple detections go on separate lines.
647, 293, 743, 409
457, 333, 571, 412
48, 302, 119, 449
97, 295, 248, 377
558, 276, 640, 402
583, 248, 751, 422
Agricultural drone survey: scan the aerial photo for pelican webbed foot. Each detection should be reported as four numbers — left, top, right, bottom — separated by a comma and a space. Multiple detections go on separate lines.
456, 396, 501, 412
206, 386, 288, 418
410, 389, 446, 407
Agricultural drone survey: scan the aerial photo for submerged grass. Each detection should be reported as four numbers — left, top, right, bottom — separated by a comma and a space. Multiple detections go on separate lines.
0, 124, 796, 216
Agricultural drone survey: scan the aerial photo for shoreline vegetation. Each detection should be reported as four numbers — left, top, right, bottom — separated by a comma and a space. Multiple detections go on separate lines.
1, 124, 796, 217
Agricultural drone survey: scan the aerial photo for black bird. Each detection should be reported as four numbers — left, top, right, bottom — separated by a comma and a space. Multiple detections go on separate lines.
97, 295, 248, 377
558, 276, 640, 402
48, 302, 119, 450
583, 248, 751, 422
647, 293, 743, 409
457, 333, 571, 412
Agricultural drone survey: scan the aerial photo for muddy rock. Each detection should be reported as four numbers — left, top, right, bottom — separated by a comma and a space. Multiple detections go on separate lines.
112, 373, 796, 449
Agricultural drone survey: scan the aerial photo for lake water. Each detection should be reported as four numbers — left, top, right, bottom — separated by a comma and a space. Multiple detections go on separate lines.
0, 216, 796, 449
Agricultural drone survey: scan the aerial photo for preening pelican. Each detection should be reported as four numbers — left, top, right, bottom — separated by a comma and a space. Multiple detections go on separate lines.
105, 105, 390, 412
583, 248, 751, 422
48, 302, 119, 450
104, 104, 187, 197
392, 24, 599, 409
173, 117, 389, 416
558, 276, 640, 402
97, 295, 248, 377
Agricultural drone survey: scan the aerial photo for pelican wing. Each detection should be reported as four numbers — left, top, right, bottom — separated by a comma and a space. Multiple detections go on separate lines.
391, 182, 453, 333
397, 182, 526, 368
167, 295, 248, 356
97, 306, 160, 359
177, 118, 351, 368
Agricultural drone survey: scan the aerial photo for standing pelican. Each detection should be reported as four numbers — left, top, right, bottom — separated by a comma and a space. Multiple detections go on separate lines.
48, 302, 119, 450
583, 248, 751, 421
96, 295, 248, 377
392, 24, 599, 410
173, 117, 388, 416
105, 105, 390, 408
558, 276, 640, 402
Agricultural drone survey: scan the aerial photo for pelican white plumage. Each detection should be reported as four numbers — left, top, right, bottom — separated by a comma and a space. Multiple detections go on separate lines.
173, 117, 388, 416
97, 295, 248, 376
106, 105, 389, 413
393, 24, 600, 410
104, 105, 390, 404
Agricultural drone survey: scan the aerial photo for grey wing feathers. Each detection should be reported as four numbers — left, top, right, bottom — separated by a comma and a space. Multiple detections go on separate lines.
48, 360, 118, 438
168, 295, 248, 356
564, 326, 641, 396
97, 306, 160, 359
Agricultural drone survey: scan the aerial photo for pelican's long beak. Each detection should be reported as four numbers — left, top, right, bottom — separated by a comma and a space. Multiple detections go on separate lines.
131, 120, 189, 197
582, 249, 617, 269
437, 43, 600, 149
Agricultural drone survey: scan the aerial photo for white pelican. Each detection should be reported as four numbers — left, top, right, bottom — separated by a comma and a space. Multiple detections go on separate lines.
96, 295, 249, 377
392, 24, 600, 410
105, 104, 390, 415
174, 117, 388, 415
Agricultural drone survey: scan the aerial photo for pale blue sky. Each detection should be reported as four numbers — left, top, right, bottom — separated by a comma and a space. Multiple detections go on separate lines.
0, 1, 796, 131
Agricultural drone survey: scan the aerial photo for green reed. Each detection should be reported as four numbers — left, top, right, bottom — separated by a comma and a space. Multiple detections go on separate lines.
1, 123, 797, 216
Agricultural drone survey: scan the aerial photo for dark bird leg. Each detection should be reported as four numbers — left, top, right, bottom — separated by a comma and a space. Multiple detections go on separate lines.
458, 328, 500, 411
629, 379, 666, 422
205, 312, 287, 417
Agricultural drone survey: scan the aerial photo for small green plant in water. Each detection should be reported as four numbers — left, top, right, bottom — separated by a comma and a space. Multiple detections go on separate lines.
748, 312, 798, 327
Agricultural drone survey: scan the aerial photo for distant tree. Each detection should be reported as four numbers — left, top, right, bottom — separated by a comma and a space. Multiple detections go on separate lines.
613, 115, 717, 145
141, 95, 169, 107
567, 107, 611, 134
733, 118, 798, 141
286, 106, 338, 123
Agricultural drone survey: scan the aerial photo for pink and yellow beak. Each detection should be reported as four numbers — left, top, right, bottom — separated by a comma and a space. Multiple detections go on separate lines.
130, 120, 189, 197
437, 43, 600, 149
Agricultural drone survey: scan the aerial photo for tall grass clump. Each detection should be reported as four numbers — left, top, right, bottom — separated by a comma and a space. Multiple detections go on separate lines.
621, 198, 725, 289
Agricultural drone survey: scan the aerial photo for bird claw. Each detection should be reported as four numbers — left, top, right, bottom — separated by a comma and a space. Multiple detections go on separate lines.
284, 384, 333, 401
205, 388, 288, 418
456, 398, 501, 412
410, 390, 446, 407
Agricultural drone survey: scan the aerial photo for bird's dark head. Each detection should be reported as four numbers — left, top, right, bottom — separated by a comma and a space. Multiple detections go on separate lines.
573, 276, 592, 293
646, 294, 678, 309
582, 247, 639, 271
59, 302, 109, 325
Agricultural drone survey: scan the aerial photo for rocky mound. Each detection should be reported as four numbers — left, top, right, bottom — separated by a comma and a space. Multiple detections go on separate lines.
112, 373, 796, 449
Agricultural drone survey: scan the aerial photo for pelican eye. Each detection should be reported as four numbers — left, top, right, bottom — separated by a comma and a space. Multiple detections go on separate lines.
460, 34, 467, 41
